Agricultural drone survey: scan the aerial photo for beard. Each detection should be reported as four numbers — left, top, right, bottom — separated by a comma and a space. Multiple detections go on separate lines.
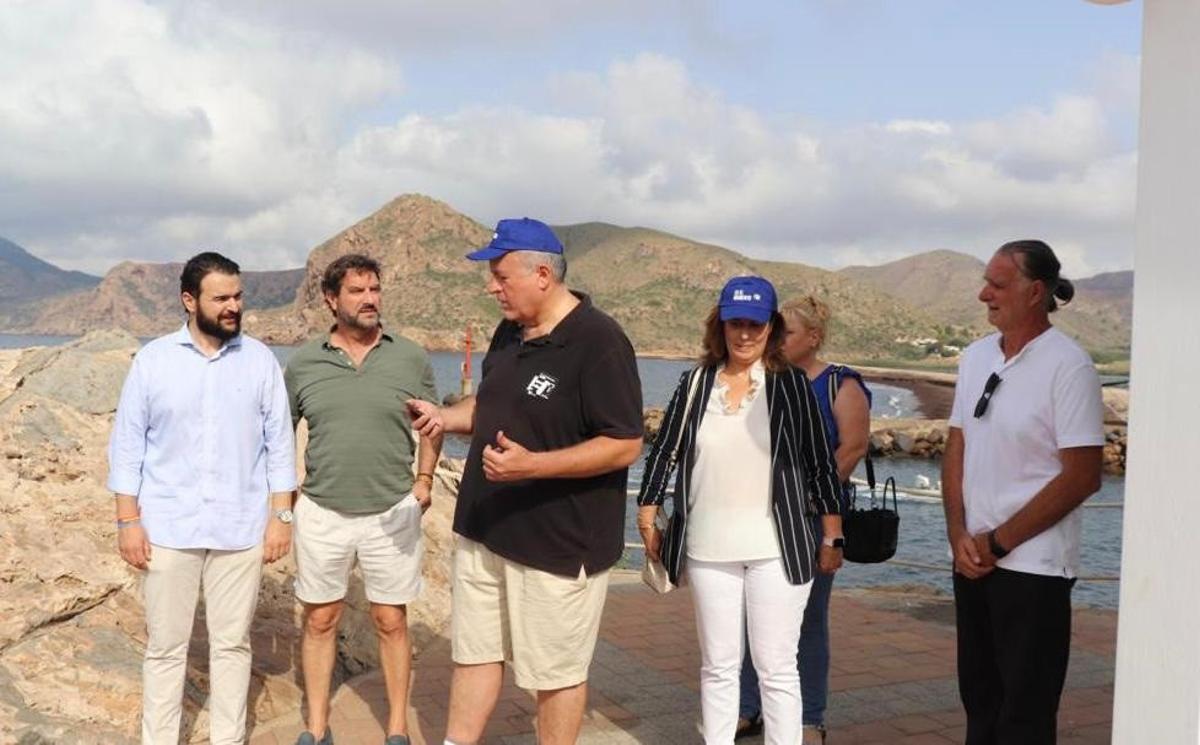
337, 304, 380, 332
196, 306, 242, 341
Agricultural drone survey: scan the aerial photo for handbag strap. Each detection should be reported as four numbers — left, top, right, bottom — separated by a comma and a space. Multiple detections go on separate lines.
667, 367, 703, 472
882, 476, 898, 511
827, 364, 875, 490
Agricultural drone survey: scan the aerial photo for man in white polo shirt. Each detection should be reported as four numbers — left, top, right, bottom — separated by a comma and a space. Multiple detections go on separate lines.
942, 240, 1104, 745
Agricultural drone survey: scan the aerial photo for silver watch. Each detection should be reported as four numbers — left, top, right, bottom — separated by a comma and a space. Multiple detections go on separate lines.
274, 508, 294, 525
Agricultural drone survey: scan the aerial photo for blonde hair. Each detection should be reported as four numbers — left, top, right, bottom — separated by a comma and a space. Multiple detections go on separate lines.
780, 295, 832, 350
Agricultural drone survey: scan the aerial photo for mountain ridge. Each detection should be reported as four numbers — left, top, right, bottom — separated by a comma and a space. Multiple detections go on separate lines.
0, 237, 100, 306
0, 197, 1132, 358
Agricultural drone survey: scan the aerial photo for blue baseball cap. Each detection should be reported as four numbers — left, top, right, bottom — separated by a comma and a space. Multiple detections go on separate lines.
466, 217, 563, 261
718, 276, 778, 324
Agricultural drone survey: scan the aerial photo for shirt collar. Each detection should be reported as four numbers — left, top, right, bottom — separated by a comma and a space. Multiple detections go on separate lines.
715, 359, 763, 383
995, 326, 1054, 369
713, 359, 766, 411
321, 326, 394, 352
523, 291, 592, 349
174, 322, 243, 356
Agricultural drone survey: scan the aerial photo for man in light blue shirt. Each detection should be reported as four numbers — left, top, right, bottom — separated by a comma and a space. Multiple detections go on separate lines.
107, 251, 297, 745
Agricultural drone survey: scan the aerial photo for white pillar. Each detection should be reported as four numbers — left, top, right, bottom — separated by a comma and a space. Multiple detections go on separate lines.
1112, 0, 1200, 741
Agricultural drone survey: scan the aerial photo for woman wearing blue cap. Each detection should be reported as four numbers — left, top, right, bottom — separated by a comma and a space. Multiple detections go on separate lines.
737, 295, 873, 743
637, 275, 843, 745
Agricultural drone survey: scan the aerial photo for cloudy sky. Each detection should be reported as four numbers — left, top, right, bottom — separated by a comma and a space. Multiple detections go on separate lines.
0, 0, 1141, 277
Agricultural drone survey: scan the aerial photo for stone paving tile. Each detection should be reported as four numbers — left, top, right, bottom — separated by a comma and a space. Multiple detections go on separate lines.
247, 574, 1115, 744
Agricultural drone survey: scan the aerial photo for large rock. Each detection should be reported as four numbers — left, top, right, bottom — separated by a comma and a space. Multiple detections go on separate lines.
643, 407, 665, 442
9, 329, 138, 414
0, 332, 460, 744
1103, 387, 1129, 424
892, 430, 918, 454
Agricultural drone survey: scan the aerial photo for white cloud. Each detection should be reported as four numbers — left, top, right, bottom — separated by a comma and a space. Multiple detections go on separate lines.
333, 56, 1135, 274
964, 96, 1117, 178
0, 2, 1137, 279
886, 120, 952, 136
0, 0, 399, 270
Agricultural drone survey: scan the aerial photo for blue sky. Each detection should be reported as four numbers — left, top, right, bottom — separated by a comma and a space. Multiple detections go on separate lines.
399, 2, 1140, 126
0, 1, 1142, 276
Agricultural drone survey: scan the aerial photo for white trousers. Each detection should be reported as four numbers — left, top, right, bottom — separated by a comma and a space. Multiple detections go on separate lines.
142, 544, 263, 745
689, 557, 812, 745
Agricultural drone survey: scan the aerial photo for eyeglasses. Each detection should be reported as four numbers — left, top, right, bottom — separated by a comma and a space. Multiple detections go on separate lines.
973, 372, 1002, 418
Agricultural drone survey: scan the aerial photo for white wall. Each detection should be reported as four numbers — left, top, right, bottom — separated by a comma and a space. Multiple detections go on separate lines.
1112, 0, 1200, 741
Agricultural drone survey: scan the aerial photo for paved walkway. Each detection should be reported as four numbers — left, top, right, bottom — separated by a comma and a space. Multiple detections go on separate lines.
249, 573, 1115, 745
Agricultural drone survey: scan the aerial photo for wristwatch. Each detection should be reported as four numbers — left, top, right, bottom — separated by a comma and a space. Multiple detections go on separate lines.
987, 529, 1009, 559
823, 536, 845, 549
274, 508, 294, 525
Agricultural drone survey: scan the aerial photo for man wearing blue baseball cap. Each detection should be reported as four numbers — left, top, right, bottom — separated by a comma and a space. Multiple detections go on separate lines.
408, 217, 644, 745
464, 217, 565, 261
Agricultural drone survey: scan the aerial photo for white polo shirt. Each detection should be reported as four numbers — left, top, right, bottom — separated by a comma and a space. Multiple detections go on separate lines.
949, 327, 1104, 578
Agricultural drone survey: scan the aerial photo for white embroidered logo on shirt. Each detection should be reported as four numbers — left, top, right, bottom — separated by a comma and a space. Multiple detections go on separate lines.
526, 372, 559, 399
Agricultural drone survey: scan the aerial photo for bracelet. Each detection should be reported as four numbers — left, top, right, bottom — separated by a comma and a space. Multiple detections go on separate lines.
116, 518, 140, 529
415, 473, 434, 484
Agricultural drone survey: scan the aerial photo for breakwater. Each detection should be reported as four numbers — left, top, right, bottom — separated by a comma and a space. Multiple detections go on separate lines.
641, 372, 1130, 475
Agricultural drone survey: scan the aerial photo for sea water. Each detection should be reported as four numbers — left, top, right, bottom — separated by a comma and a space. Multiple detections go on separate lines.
412, 350, 1121, 608
1, 336, 1121, 607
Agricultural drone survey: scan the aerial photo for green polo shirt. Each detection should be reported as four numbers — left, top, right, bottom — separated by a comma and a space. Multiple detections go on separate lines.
284, 331, 438, 514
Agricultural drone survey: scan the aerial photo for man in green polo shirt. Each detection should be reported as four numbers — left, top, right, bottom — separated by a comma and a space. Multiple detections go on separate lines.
284, 253, 442, 745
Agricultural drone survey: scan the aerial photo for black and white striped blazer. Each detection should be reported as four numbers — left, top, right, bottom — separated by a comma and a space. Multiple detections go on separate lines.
637, 365, 842, 586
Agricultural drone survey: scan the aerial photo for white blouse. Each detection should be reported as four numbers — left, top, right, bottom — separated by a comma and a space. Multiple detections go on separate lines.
685, 361, 780, 562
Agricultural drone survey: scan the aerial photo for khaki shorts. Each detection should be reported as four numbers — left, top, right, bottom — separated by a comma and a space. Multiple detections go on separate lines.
451, 536, 610, 690
293, 492, 423, 605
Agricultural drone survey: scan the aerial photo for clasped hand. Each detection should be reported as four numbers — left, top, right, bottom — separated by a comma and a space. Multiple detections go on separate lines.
952, 530, 999, 579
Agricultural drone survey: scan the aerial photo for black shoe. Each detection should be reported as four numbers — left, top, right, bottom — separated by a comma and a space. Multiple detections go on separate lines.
734, 714, 763, 740
295, 728, 333, 745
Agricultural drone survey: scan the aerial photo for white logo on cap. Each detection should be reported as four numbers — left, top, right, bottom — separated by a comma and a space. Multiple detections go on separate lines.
526, 372, 558, 399
732, 289, 762, 302
493, 232, 498, 239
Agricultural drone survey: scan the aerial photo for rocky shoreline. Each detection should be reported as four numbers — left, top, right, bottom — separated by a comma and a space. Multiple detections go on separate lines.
0, 332, 464, 744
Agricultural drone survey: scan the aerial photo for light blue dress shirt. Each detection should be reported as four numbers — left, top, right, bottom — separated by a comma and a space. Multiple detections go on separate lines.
107, 324, 298, 550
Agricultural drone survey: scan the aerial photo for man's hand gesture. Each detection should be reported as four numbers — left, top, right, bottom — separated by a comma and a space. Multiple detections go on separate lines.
407, 399, 444, 438
482, 431, 540, 482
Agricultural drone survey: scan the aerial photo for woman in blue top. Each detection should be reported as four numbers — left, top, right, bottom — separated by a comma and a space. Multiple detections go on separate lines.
737, 295, 872, 744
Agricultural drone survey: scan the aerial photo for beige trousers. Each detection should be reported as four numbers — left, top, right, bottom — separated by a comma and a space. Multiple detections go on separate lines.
141, 544, 263, 745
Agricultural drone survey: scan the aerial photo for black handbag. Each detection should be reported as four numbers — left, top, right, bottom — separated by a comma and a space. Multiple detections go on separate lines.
842, 474, 900, 564
824, 365, 899, 563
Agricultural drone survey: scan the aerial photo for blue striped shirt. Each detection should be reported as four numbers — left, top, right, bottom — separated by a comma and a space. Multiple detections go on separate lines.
107, 324, 297, 550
